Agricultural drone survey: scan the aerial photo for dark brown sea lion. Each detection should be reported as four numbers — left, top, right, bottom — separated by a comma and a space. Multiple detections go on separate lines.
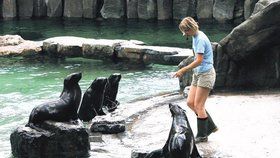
103, 73, 121, 112
26, 72, 82, 127
145, 103, 201, 158
78, 77, 108, 122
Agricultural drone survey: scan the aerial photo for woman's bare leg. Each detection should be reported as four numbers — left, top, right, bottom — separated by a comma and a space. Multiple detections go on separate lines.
194, 86, 210, 118
186, 85, 197, 113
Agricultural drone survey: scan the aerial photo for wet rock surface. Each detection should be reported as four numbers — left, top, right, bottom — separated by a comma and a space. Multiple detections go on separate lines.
0, 35, 193, 65
41, 36, 193, 65
10, 120, 90, 158
90, 116, 126, 134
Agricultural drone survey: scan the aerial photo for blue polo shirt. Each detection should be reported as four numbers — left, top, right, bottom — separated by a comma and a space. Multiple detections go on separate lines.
192, 31, 214, 73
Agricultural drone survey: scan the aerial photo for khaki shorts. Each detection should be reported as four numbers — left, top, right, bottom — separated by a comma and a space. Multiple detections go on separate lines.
191, 68, 216, 89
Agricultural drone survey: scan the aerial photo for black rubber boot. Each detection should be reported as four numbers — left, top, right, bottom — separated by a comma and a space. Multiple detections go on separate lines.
195, 117, 208, 143
206, 110, 218, 136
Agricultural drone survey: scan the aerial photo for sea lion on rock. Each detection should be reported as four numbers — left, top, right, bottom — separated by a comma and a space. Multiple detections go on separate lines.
145, 103, 201, 158
78, 77, 108, 122
26, 72, 82, 127
103, 73, 121, 112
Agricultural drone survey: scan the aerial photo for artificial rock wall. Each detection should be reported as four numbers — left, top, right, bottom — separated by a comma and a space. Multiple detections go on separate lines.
0, 0, 261, 23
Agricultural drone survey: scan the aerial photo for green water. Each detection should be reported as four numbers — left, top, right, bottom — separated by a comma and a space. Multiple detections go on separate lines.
0, 19, 233, 157
0, 19, 233, 47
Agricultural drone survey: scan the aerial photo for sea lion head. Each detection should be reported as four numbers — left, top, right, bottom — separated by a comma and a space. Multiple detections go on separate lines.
169, 103, 185, 116
90, 77, 108, 90
64, 72, 82, 86
108, 73, 121, 84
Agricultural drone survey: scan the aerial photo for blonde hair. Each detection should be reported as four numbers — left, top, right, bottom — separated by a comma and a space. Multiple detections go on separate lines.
179, 17, 199, 33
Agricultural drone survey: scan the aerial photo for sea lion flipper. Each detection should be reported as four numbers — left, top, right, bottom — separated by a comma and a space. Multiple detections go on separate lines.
190, 143, 201, 158
25, 123, 45, 132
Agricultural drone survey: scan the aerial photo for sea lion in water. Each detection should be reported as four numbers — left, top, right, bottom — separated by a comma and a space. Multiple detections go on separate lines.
26, 72, 82, 127
103, 73, 121, 112
78, 77, 108, 122
145, 103, 201, 158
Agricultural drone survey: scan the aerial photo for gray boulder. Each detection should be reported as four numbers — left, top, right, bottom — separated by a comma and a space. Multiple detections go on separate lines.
17, 0, 33, 19
1, 0, 17, 19
138, 0, 157, 20
33, 0, 47, 17
0, 35, 42, 57
197, 0, 214, 21
216, 1, 280, 88
0, 35, 24, 46
127, 0, 138, 19
244, 0, 259, 19
252, 0, 279, 14
233, 0, 245, 24
213, 0, 235, 22
157, 0, 172, 20
83, 0, 98, 19
90, 116, 125, 134
42, 36, 86, 58
82, 43, 115, 60
64, 0, 83, 18
42, 41, 59, 58
101, 0, 125, 19
57, 44, 83, 58
173, 0, 196, 20
46, 0, 63, 17
10, 121, 90, 158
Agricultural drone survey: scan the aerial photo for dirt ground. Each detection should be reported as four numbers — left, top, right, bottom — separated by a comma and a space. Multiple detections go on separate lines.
90, 91, 280, 158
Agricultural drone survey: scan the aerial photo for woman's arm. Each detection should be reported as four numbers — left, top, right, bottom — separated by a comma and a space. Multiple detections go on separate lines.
173, 53, 203, 78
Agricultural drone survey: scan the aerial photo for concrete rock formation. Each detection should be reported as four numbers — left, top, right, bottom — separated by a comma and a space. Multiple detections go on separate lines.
33, 0, 47, 17
215, 1, 280, 89
1, 0, 17, 19
101, 0, 125, 19
17, 0, 33, 19
138, 0, 157, 20
10, 121, 90, 158
64, 0, 83, 18
0, 0, 263, 23
46, 0, 63, 17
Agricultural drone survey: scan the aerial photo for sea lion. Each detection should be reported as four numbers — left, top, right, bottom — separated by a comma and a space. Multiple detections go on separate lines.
103, 73, 121, 112
145, 103, 201, 158
26, 72, 82, 127
78, 77, 108, 122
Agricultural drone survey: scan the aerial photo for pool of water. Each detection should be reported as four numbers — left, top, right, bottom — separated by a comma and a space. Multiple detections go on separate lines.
0, 19, 233, 48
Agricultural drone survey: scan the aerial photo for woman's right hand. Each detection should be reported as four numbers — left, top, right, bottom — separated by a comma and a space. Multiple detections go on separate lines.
173, 69, 184, 78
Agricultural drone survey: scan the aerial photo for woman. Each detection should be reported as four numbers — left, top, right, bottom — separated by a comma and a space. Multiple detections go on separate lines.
173, 17, 218, 143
